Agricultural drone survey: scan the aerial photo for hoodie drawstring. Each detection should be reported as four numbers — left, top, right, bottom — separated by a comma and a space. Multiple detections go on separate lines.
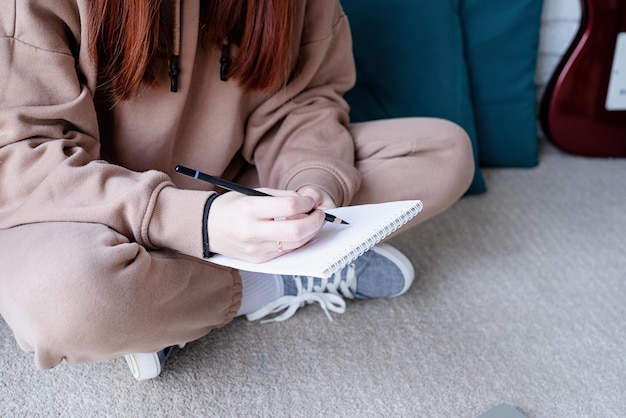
169, 0, 230, 92
220, 43, 231, 82
169, 0, 182, 92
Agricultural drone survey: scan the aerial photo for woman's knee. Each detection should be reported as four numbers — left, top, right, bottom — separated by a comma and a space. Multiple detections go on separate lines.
1, 222, 237, 368
0, 223, 142, 367
434, 118, 475, 192
353, 116, 474, 172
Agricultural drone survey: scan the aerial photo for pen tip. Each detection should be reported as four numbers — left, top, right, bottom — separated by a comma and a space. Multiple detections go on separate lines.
341, 219, 349, 225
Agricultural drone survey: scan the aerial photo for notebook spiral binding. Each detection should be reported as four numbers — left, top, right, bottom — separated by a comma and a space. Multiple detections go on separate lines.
322, 200, 423, 277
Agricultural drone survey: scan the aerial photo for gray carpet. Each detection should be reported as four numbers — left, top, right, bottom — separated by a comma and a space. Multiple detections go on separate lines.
2, 140, 625, 417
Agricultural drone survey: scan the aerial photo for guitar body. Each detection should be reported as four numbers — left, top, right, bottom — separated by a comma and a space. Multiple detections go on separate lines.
540, 0, 626, 157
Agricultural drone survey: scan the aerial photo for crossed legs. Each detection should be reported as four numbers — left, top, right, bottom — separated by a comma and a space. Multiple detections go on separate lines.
0, 117, 473, 368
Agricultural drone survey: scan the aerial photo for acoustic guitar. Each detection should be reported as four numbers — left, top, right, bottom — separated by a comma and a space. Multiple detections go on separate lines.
540, 0, 626, 157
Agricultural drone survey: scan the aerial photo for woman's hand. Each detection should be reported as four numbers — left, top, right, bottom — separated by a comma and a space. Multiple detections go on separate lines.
296, 186, 337, 211
207, 189, 326, 263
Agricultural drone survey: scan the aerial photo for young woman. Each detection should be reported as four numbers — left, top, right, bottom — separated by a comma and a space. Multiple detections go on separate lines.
0, 0, 474, 379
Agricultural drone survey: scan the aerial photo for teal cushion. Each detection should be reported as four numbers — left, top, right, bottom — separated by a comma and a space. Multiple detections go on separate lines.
461, 0, 543, 167
342, 0, 487, 195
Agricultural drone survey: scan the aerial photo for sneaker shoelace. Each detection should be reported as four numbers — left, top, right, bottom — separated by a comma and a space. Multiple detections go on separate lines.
246, 264, 358, 323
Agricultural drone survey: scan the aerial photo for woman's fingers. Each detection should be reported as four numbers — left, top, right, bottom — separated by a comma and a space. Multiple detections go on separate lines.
239, 192, 316, 221
296, 186, 337, 210
258, 209, 325, 244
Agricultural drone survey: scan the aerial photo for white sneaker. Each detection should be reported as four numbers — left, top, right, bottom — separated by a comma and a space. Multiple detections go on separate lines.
124, 344, 185, 381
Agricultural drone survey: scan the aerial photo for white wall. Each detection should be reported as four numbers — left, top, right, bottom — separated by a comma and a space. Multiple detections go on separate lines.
536, 0, 582, 96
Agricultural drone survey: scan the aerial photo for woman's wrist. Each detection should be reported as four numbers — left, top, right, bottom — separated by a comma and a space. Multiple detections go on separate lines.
201, 193, 222, 258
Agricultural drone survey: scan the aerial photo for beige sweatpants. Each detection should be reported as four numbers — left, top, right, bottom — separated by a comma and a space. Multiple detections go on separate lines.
0, 118, 474, 369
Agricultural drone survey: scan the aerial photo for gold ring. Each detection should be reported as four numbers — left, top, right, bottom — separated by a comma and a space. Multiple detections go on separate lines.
277, 241, 283, 253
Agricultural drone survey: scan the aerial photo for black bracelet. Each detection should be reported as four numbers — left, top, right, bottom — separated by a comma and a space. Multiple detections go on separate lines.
202, 193, 220, 258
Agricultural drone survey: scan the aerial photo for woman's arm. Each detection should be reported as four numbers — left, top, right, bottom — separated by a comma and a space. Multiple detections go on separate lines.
242, 0, 361, 208
0, 1, 214, 259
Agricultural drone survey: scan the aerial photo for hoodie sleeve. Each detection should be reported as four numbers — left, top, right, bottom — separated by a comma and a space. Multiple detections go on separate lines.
0, 1, 211, 259
242, 0, 361, 207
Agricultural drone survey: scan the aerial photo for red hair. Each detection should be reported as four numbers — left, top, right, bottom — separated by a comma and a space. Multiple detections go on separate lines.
88, 0, 295, 101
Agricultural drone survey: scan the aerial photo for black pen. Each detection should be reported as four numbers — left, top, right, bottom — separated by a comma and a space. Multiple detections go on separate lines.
175, 165, 349, 225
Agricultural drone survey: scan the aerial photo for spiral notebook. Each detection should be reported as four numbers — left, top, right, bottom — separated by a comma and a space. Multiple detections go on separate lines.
208, 199, 423, 278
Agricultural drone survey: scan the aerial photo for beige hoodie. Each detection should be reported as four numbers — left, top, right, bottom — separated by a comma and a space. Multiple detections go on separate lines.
0, 0, 360, 260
